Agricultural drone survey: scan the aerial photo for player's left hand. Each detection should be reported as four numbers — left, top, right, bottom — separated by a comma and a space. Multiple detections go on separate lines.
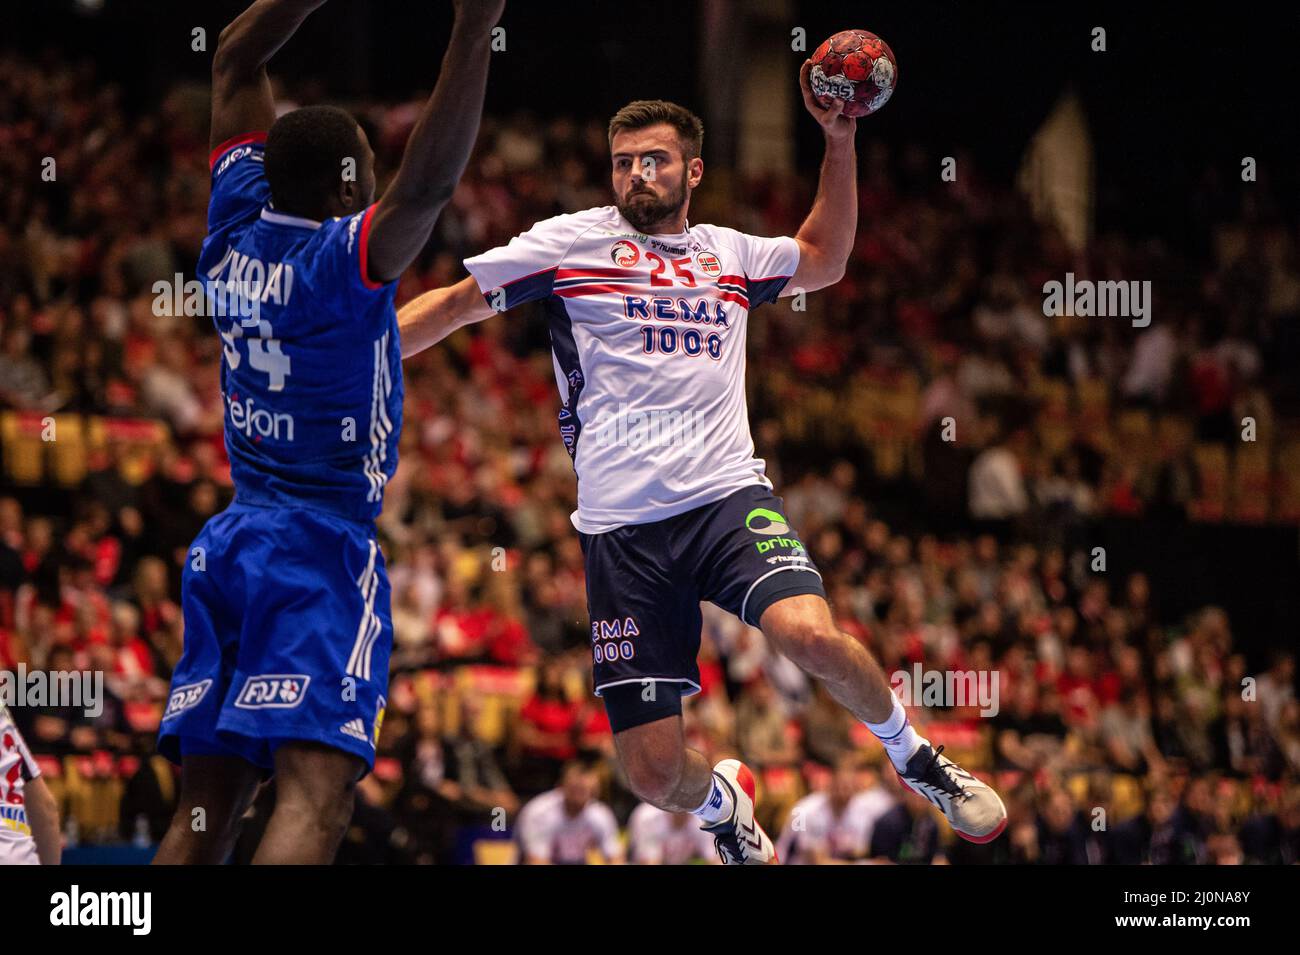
799, 60, 857, 143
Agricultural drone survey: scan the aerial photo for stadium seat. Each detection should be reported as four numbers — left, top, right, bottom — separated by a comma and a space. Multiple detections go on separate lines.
472, 838, 519, 865
1191, 443, 1229, 521
1231, 444, 1272, 522
49, 414, 88, 486
1076, 378, 1111, 430
0, 411, 47, 485
1274, 440, 1300, 523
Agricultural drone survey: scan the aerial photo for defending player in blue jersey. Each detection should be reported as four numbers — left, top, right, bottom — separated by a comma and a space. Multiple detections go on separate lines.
153, 0, 505, 865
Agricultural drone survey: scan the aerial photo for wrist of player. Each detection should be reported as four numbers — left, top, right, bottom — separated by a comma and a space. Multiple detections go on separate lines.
451, 14, 499, 32
451, 2, 504, 33
822, 124, 856, 149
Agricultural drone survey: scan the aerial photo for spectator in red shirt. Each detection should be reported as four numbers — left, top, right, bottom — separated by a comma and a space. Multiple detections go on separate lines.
514, 659, 581, 797
482, 572, 538, 667
1056, 645, 1102, 730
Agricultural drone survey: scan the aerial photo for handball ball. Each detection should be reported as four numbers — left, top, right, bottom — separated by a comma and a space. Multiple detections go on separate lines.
809, 29, 898, 118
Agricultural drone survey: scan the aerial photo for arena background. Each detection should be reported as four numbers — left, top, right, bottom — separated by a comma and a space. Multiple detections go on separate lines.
1, 0, 1298, 864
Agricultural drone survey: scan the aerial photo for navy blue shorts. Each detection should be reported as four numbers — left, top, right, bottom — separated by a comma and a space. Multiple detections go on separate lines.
157, 502, 391, 772
579, 484, 824, 727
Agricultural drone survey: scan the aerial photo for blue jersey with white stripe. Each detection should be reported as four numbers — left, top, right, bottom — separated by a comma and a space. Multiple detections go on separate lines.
199, 134, 402, 523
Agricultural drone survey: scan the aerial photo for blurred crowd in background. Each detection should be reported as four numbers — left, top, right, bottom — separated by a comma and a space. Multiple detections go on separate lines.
1, 53, 1299, 864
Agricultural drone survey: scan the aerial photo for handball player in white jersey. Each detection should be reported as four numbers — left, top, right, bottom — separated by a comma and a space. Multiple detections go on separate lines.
0, 703, 61, 865
399, 64, 1007, 863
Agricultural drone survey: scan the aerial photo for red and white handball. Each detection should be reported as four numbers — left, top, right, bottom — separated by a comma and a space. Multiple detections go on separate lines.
809, 29, 898, 118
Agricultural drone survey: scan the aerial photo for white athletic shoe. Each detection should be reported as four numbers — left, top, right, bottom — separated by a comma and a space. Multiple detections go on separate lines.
701, 758, 779, 865
897, 743, 1008, 843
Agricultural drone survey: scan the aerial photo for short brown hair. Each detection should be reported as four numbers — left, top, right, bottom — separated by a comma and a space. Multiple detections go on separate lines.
607, 100, 704, 160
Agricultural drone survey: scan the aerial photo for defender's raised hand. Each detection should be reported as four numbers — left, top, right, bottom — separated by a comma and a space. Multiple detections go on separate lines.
209, 0, 330, 151
364, 2, 504, 284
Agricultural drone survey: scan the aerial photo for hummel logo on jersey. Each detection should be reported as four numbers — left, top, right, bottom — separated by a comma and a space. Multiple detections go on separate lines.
340, 718, 368, 743
646, 237, 688, 256
234, 674, 310, 709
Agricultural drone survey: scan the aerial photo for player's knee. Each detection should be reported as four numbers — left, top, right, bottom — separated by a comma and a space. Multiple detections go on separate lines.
171, 762, 260, 842
771, 616, 850, 682
273, 745, 363, 832
173, 796, 237, 836
276, 773, 357, 834
622, 746, 684, 808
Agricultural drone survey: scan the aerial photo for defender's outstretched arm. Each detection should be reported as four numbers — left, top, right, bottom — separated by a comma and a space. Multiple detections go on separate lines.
397, 275, 496, 359
366, 1, 505, 285
786, 59, 859, 294
210, 0, 328, 151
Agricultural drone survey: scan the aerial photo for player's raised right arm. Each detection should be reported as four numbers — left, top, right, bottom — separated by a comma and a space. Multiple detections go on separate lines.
365, 0, 505, 285
210, 0, 328, 152
397, 276, 496, 359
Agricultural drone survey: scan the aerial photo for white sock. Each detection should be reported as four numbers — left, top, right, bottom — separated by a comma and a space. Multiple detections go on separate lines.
691, 772, 735, 826
866, 694, 925, 773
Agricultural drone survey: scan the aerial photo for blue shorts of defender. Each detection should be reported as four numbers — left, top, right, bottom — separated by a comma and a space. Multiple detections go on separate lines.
158, 502, 391, 773
579, 484, 825, 732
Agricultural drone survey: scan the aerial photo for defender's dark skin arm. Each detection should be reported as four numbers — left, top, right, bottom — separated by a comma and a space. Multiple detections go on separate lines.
364, 0, 504, 284
209, 0, 328, 152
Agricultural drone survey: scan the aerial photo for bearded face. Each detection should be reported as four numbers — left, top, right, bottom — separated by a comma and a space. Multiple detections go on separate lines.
610, 123, 700, 234
617, 171, 688, 233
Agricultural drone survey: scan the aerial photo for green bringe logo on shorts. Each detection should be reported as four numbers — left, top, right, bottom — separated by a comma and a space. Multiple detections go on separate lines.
745, 507, 790, 536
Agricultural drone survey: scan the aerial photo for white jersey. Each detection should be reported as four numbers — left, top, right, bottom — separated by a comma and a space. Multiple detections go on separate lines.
775, 787, 897, 864
515, 788, 623, 864
0, 704, 42, 865
465, 206, 799, 532
626, 802, 716, 864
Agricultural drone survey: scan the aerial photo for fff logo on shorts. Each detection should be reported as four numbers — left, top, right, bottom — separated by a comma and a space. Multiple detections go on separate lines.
234, 674, 311, 709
